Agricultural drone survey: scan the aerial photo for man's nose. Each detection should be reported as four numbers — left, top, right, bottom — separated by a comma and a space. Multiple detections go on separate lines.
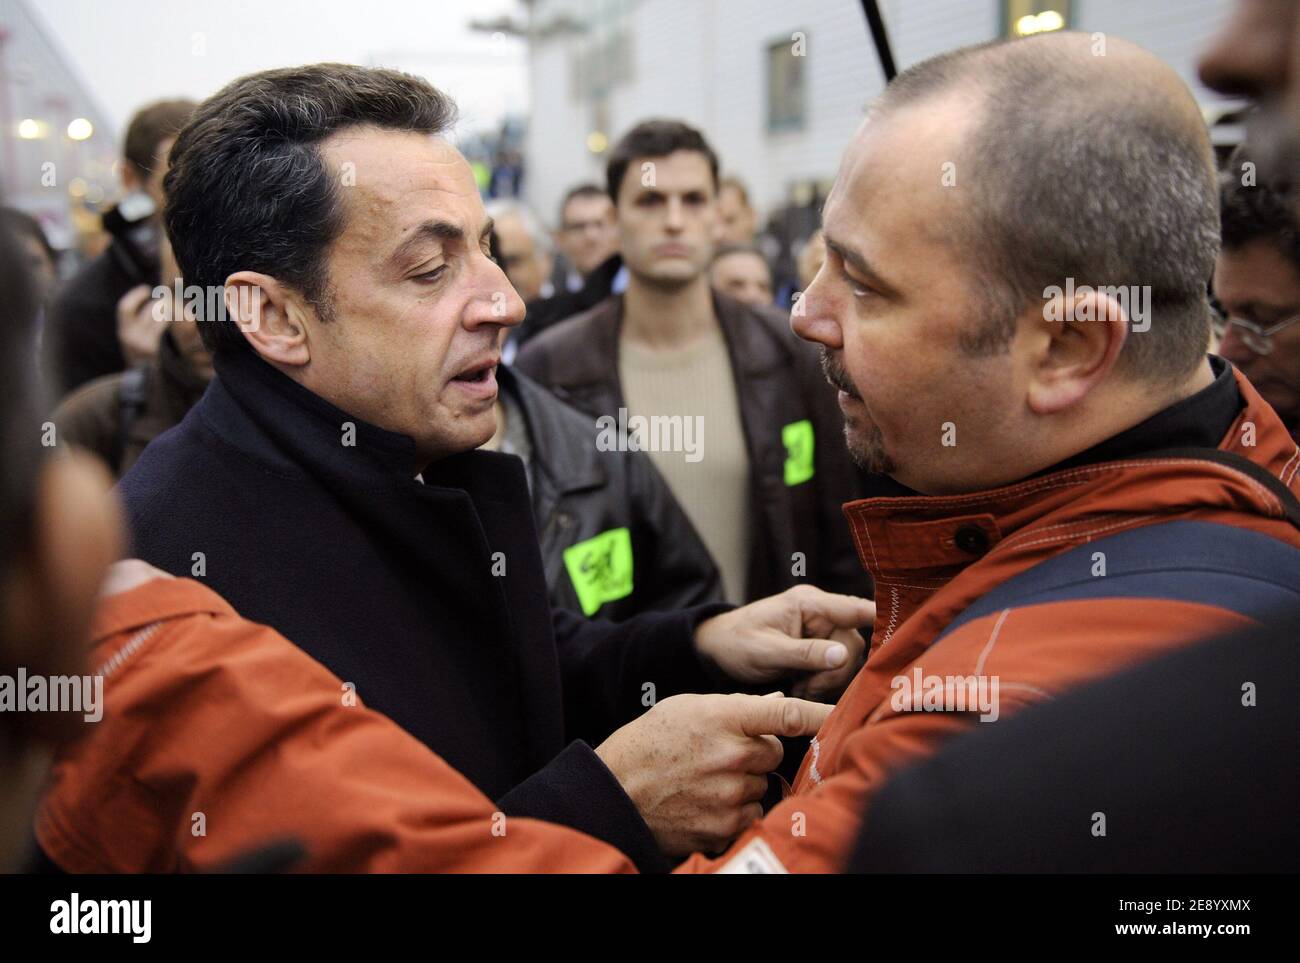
665, 197, 684, 231
789, 270, 843, 349
1198, 0, 1292, 99
468, 256, 526, 329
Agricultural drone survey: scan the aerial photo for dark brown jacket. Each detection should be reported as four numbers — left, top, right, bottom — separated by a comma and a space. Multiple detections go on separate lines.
52, 330, 209, 477
516, 291, 868, 602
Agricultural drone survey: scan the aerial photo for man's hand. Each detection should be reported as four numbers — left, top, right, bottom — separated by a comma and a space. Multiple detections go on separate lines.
116, 283, 165, 365
595, 692, 832, 856
694, 585, 874, 702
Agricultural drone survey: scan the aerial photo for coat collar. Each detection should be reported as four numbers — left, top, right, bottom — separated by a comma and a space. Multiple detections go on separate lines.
499, 364, 605, 496
210, 347, 421, 485
202, 348, 537, 658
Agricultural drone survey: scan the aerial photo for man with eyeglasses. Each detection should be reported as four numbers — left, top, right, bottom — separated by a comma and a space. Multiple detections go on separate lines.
555, 184, 621, 291
514, 184, 627, 345
1214, 147, 1300, 440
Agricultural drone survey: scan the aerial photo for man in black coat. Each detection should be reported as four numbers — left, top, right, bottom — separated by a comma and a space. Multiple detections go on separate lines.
120, 63, 872, 871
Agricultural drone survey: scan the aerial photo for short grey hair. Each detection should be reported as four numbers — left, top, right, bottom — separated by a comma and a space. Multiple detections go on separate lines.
485, 200, 552, 257
875, 34, 1220, 385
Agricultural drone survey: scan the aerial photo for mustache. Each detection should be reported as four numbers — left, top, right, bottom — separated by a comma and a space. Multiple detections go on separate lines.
820, 347, 861, 400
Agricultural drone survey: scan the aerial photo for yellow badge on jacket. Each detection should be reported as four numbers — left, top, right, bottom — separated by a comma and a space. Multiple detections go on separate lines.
782, 419, 815, 486
563, 527, 634, 616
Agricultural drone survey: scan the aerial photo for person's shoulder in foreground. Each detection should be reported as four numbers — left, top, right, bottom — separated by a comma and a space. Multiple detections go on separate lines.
37, 563, 636, 874
849, 611, 1300, 872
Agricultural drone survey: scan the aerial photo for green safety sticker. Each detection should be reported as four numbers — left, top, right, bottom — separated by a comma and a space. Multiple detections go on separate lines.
563, 527, 634, 616
782, 419, 815, 486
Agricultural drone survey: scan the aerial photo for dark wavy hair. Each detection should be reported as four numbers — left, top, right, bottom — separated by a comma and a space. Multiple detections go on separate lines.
1220, 145, 1300, 272
163, 63, 457, 355
605, 119, 719, 204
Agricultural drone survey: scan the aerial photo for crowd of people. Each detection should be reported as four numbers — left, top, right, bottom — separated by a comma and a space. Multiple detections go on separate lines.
1, 2, 1299, 876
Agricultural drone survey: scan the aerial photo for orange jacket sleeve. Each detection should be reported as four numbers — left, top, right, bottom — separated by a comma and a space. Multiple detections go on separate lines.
36, 578, 636, 873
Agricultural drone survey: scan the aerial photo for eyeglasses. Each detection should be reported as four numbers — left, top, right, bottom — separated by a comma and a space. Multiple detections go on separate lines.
1211, 300, 1300, 356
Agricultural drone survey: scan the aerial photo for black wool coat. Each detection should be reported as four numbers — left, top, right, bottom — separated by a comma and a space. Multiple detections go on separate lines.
118, 347, 730, 871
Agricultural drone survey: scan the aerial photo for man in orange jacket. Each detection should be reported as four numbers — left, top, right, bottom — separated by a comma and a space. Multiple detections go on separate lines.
35, 562, 826, 873
677, 30, 1300, 872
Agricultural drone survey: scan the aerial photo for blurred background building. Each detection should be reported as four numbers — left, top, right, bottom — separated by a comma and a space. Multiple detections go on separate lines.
3, 0, 1244, 272
0, 0, 116, 258
517, 0, 1239, 232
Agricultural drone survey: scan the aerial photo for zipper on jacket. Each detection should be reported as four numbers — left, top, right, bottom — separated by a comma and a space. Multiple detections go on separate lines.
94, 621, 163, 679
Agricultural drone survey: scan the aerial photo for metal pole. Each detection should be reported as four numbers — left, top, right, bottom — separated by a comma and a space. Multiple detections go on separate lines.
860, 0, 897, 83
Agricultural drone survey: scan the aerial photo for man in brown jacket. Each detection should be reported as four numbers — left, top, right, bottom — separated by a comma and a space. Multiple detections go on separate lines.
517, 120, 866, 606
52, 240, 212, 477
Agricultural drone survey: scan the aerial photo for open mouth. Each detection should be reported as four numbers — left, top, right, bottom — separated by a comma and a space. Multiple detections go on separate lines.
452, 359, 498, 384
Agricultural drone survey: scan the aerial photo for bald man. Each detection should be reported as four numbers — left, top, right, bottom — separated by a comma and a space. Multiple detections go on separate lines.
486, 201, 553, 305
680, 31, 1300, 873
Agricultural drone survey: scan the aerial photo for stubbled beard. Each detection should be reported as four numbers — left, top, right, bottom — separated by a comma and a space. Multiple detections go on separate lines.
846, 422, 897, 475
820, 347, 897, 475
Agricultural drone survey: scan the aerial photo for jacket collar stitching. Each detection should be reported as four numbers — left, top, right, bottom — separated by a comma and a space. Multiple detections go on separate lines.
881, 587, 900, 645
850, 456, 1285, 519
1003, 514, 1161, 554
1000, 681, 1054, 699
854, 512, 881, 570
992, 510, 1133, 554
